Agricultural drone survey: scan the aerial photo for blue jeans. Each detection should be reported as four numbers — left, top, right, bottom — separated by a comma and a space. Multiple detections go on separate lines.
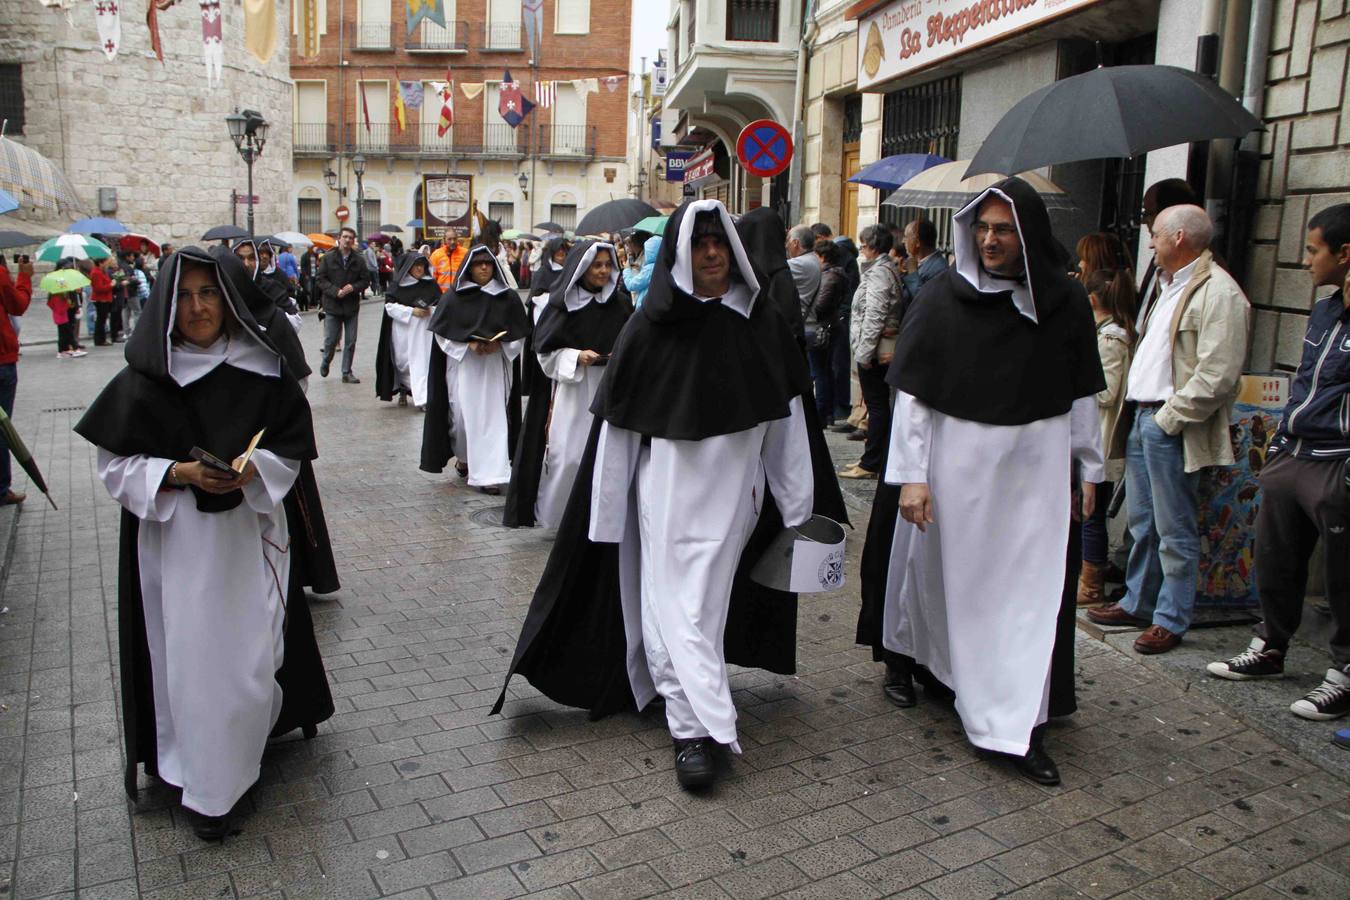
0, 364, 16, 495
1120, 408, 1200, 634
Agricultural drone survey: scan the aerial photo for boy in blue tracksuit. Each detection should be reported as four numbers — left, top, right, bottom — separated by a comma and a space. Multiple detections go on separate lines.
1208, 204, 1350, 722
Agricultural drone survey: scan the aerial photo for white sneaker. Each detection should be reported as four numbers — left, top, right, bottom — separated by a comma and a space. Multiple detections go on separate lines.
1290, 667, 1350, 721
56, 351, 70, 359
69, 349, 88, 358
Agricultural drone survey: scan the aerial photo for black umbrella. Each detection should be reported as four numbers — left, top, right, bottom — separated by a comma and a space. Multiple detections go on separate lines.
201, 224, 250, 242
574, 199, 659, 237
534, 221, 565, 232
0, 408, 56, 509
378, 223, 404, 233
965, 65, 1262, 179
0, 230, 51, 250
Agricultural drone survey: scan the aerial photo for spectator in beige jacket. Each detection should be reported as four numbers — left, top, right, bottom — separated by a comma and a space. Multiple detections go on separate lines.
1088, 205, 1251, 654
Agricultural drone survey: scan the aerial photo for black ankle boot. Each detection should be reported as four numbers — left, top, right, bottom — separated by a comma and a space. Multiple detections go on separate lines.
1013, 726, 1060, 786
882, 664, 917, 708
192, 812, 231, 841
673, 738, 716, 790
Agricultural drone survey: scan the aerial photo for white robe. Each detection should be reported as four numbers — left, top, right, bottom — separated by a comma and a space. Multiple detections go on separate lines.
588, 397, 814, 751
437, 334, 523, 487
385, 304, 435, 408
881, 391, 1103, 755
97, 446, 299, 816
534, 349, 603, 528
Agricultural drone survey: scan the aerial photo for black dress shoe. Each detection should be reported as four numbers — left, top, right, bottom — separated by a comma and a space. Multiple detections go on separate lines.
342, 374, 361, 384
882, 665, 917, 708
193, 813, 231, 841
673, 738, 716, 790
1014, 745, 1060, 786
319, 360, 330, 377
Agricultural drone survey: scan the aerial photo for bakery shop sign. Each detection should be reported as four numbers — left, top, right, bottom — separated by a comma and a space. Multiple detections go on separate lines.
858, 0, 1105, 89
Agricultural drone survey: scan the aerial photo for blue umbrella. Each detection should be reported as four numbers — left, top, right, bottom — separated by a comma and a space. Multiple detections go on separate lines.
69, 216, 128, 235
406, 218, 424, 228
848, 153, 950, 192
0, 189, 17, 215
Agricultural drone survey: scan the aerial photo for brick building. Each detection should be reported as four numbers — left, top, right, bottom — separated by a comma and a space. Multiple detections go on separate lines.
290, 0, 632, 241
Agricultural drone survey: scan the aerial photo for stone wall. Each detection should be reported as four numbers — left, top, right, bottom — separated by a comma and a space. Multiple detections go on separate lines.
0, 0, 293, 240
1245, 0, 1350, 373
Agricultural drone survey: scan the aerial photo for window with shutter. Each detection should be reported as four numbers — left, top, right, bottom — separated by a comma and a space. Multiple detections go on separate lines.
556, 0, 591, 34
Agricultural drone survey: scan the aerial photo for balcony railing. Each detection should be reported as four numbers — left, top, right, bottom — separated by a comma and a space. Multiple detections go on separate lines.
726, 0, 779, 42
406, 19, 469, 52
351, 122, 391, 153
538, 124, 596, 157
344, 122, 531, 157
351, 22, 392, 50
294, 122, 336, 154
482, 21, 523, 51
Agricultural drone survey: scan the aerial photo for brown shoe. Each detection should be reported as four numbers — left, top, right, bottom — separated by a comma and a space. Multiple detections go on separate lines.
1, 490, 25, 505
838, 463, 878, 480
1085, 602, 1149, 627
1076, 560, 1105, 606
1134, 625, 1181, 654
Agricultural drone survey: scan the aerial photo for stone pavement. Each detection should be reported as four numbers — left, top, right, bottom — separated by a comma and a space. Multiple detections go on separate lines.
1, 300, 1348, 899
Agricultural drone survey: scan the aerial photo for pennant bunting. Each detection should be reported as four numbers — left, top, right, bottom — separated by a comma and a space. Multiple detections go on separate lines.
498, 70, 535, 128
243, 0, 277, 63
201, 1, 223, 88
571, 78, 599, 96
297, 0, 321, 58
522, 0, 544, 60
406, 0, 446, 37
603, 75, 623, 93
460, 82, 484, 100
536, 81, 556, 109
94, 0, 121, 60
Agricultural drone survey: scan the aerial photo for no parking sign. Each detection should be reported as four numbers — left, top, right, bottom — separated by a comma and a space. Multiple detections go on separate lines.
736, 120, 794, 179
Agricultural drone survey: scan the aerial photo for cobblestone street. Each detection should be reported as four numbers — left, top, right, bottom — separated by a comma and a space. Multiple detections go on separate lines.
0, 301, 1347, 899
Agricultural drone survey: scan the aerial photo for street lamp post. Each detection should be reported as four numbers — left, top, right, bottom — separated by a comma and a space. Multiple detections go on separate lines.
352, 153, 367, 243
226, 109, 269, 235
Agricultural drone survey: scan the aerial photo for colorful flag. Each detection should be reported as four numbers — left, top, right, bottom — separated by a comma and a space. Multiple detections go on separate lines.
296, 0, 321, 58
603, 75, 623, 93
242, 0, 277, 63
522, 0, 544, 59
399, 81, 425, 110
536, 80, 556, 109
361, 82, 372, 133
393, 70, 407, 134
406, 0, 446, 37
498, 70, 535, 128
438, 67, 454, 136
94, 0, 120, 59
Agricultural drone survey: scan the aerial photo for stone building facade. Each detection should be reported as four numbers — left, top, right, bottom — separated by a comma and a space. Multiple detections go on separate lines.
1245, 0, 1350, 372
289, 0, 632, 241
0, 0, 294, 240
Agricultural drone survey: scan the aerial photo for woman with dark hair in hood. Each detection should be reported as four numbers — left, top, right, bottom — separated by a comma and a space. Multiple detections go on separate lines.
735, 207, 806, 346
520, 236, 571, 396
375, 253, 440, 408
420, 246, 530, 492
504, 240, 632, 527
73, 247, 334, 839
234, 237, 300, 319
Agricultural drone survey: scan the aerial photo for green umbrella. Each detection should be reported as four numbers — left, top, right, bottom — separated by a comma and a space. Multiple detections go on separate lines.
38, 270, 91, 293
0, 407, 56, 510
631, 215, 668, 235
35, 233, 112, 263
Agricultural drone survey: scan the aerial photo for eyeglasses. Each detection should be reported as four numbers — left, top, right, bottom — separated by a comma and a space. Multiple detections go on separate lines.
973, 222, 1018, 239
176, 285, 222, 305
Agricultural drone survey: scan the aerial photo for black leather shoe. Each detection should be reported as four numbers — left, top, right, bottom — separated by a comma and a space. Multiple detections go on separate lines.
319, 360, 330, 377
1014, 745, 1060, 786
342, 374, 361, 384
193, 813, 231, 841
673, 738, 716, 790
882, 665, 917, 708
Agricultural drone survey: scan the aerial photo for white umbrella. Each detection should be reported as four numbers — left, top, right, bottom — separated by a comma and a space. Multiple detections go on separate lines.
883, 160, 1074, 211
35, 233, 113, 263
271, 230, 313, 248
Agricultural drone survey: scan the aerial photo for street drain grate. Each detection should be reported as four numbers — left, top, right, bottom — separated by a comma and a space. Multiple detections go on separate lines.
41, 406, 87, 413
469, 505, 509, 528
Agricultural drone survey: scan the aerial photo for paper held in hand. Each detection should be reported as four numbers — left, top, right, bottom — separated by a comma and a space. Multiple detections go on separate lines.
234, 429, 265, 472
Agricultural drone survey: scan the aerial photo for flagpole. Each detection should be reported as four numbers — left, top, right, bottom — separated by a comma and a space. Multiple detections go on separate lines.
529, 46, 539, 234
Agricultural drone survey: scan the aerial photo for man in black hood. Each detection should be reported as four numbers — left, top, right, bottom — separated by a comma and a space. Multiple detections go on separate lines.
493, 200, 847, 791
858, 177, 1105, 786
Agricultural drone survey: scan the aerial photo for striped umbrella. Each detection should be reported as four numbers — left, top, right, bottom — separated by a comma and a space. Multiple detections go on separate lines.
0, 136, 85, 216
35, 233, 113, 263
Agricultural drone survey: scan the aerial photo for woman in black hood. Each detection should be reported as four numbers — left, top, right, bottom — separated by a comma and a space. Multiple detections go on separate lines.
375, 252, 440, 407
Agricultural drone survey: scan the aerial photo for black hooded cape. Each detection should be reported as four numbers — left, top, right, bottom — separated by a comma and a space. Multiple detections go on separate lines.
503, 241, 633, 528
210, 246, 311, 381
521, 237, 571, 398
492, 200, 848, 720
376, 253, 440, 402
72, 246, 335, 799
736, 208, 806, 347
420, 247, 524, 473
888, 177, 1104, 426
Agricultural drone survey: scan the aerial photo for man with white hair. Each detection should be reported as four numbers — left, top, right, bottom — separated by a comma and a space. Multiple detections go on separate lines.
1089, 204, 1250, 653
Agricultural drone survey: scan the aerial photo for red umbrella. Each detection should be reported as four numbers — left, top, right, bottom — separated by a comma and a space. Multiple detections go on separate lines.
365, 233, 392, 244
119, 233, 160, 256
